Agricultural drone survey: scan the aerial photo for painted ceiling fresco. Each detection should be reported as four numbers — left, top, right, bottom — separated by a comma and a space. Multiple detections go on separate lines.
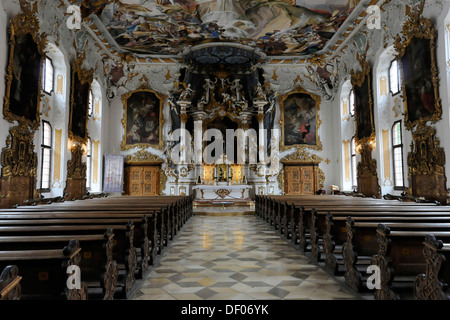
99, 0, 357, 56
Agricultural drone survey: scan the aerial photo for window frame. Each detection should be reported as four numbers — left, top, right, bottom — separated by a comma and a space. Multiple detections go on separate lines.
350, 137, 357, 190
86, 138, 92, 191
349, 89, 355, 117
389, 59, 401, 96
42, 56, 54, 95
392, 120, 405, 190
88, 90, 94, 117
40, 120, 52, 192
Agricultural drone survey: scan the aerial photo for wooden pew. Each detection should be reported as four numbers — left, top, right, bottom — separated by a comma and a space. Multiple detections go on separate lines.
255, 195, 445, 250
0, 222, 137, 299
7, 195, 194, 252
255, 195, 450, 300
342, 218, 450, 294
0, 210, 160, 264
0, 239, 86, 300
372, 225, 450, 300
414, 234, 450, 300
286, 201, 450, 259
0, 195, 194, 299
0, 231, 117, 300
0, 265, 21, 300
316, 212, 450, 273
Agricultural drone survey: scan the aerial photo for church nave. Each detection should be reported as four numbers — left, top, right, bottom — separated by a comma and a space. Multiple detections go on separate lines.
132, 215, 363, 301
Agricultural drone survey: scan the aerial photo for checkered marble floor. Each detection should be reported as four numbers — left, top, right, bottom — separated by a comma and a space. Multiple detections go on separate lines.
132, 215, 363, 300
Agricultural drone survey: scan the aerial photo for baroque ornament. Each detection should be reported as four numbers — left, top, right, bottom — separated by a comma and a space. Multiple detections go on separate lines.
124, 150, 164, 164
66, 144, 87, 180
407, 125, 445, 176
394, 8, 441, 130
3, 6, 47, 131
1, 124, 38, 178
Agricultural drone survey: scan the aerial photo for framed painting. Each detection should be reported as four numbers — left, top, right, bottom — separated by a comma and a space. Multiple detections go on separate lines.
69, 60, 93, 144
121, 87, 165, 150
3, 13, 46, 130
351, 59, 375, 144
103, 154, 124, 193
395, 17, 440, 129
280, 88, 322, 151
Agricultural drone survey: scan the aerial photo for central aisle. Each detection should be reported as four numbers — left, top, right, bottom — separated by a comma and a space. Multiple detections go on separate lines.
133, 215, 361, 300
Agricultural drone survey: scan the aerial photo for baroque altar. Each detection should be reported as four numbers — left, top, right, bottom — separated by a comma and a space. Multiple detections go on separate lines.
192, 154, 251, 201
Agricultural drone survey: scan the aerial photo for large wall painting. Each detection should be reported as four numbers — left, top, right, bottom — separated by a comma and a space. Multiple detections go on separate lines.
395, 17, 440, 129
280, 88, 321, 151
121, 88, 165, 151
3, 12, 45, 130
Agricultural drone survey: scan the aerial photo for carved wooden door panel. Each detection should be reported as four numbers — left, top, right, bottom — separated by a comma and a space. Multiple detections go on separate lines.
125, 166, 159, 196
285, 167, 301, 195
300, 166, 314, 195
142, 167, 158, 196
129, 167, 143, 196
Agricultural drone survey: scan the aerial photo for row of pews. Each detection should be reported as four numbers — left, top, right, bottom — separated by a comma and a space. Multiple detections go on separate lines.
255, 194, 450, 300
0, 194, 194, 300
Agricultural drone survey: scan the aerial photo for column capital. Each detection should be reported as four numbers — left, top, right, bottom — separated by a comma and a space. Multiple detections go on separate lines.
192, 111, 207, 122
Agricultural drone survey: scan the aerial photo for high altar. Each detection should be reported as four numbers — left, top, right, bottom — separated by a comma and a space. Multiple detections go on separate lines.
193, 155, 251, 202
162, 45, 281, 201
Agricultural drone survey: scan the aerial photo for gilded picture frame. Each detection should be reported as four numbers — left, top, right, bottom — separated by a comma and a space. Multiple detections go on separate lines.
280, 88, 322, 152
3, 12, 46, 131
351, 58, 375, 145
395, 17, 441, 130
69, 59, 93, 144
121, 86, 165, 151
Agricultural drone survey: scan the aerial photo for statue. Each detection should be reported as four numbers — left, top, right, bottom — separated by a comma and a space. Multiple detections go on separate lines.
168, 94, 181, 131
254, 82, 267, 102
179, 84, 194, 102
203, 78, 217, 104
230, 79, 243, 102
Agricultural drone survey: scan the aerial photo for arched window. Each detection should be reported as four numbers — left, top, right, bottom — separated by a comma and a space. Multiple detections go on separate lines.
86, 138, 92, 190
40, 121, 52, 191
392, 121, 404, 188
389, 59, 401, 95
351, 137, 357, 189
88, 89, 94, 116
349, 89, 355, 116
42, 56, 54, 95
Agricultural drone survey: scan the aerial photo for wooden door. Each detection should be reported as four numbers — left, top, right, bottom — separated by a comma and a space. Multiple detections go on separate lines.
300, 166, 314, 195
285, 167, 301, 195
129, 167, 143, 196
284, 165, 317, 195
142, 167, 159, 196
125, 166, 159, 196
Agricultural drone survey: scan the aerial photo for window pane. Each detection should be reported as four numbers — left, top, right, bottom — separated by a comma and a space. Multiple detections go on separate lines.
88, 91, 93, 115
41, 148, 51, 189
351, 155, 357, 187
390, 60, 399, 94
43, 122, 51, 147
44, 58, 53, 93
86, 140, 91, 156
86, 157, 91, 189
349, 91, 355, 115
393, 146, 404, 187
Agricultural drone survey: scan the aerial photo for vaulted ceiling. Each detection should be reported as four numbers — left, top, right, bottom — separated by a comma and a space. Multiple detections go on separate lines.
93, 0, 357, 57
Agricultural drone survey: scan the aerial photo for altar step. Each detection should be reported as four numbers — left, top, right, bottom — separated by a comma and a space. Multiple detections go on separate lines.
193, 201, 255, 216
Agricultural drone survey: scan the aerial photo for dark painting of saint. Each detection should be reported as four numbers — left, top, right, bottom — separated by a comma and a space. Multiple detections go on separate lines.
283, 92, 317, 147
354, 70, 374, 141
125, 91, 160, 146
8, 33, 41, 123
401, 37, 436, 124
70, 70, 90, 141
